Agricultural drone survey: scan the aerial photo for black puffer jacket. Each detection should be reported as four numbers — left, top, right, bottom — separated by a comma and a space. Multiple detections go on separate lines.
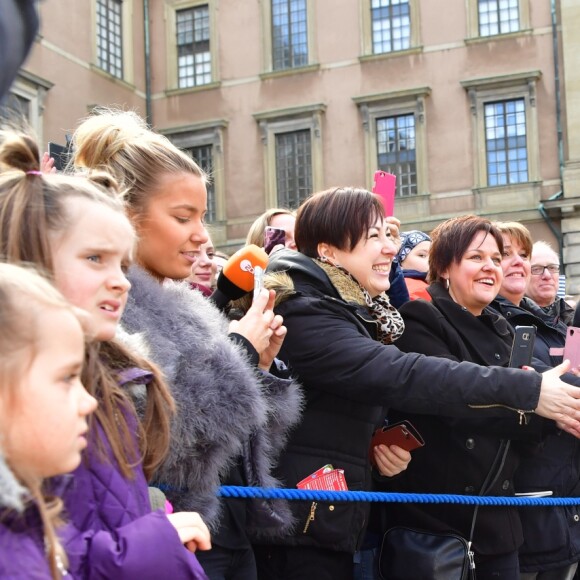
262, 250, 543, 554
491, 295, 580, 572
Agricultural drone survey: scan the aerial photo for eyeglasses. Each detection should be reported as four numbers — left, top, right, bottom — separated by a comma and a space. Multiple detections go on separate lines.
530, 264, 560, 276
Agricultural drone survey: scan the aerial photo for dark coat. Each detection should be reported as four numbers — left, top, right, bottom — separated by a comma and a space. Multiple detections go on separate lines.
490, 295, 580, 572
261, 250, 544, 554
386, 283, 542, 556
492, 295, 569, 367
0, 454, 52, 578
120, 266, 303, 541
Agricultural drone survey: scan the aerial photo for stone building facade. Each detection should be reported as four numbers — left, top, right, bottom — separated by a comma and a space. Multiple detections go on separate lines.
4, 0, 580, 290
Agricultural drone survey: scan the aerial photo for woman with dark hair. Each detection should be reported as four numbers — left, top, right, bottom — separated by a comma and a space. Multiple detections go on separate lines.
253, 188, 580, 580
385, 215, 543, 580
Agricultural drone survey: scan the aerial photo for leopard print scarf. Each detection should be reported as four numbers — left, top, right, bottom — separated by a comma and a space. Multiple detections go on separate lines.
315, 258, 405, 345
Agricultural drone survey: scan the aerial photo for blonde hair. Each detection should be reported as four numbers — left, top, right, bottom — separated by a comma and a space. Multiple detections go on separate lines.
71, 108, 206, 220
0, 129, 175, 481
0, 263, 79, 579
494, 221, 533, 257
246, 208, 295, 247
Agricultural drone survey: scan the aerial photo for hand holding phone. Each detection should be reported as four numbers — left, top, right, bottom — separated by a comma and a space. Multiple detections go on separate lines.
264, 226, 286, 254
509, 325, 537, 368
372, 170, 397, 217
369, 420, 424, 468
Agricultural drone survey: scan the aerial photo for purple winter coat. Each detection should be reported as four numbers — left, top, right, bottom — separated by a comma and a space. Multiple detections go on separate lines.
0, 506, 54, 578
0, 453, 53, 578
60, 396, 208, 579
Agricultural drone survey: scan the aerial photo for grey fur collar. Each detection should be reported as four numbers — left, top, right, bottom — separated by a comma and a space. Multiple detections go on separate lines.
120, 266, 303, 537
0, 451, 25, 511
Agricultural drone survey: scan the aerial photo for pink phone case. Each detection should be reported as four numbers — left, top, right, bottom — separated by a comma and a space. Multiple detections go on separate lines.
372, 170, 396, 216
563, 326, 580, 368
550, 326, 580, 368
264, 226, 286, 254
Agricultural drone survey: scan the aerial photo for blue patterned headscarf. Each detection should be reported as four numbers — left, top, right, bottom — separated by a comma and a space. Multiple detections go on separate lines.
396, 230, 431, 264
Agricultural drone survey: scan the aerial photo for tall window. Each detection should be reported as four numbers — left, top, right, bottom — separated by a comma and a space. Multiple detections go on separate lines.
484, 99, 528, 186
96, 0, 123, 78
188, 144, 216, 223
376, 114, 417, 197
177, 5, 211, 88
0, 93, 30, 125
272, 0, 308, 70
478, 0, 519, 37
371, 0, 410, 54
275, 130, 312, 208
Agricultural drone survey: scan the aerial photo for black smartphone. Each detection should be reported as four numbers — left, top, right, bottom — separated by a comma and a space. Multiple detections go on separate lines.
509, 325, 537, 368
47, 141, 71, 172
264, 226, 286, 254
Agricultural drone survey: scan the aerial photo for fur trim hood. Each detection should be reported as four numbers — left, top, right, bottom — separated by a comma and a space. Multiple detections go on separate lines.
0, 452, 25, 512
259, 250, 368, 308
119, 266, 303, 537
235, 251, 368, 315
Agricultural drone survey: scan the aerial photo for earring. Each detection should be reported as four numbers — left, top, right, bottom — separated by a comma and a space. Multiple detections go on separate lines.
444, 278, 450, 290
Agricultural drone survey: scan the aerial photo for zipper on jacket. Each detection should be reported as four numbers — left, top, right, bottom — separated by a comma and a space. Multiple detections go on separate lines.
468, 403, 533, 424
467, 541, 476, 572
303, 502, 318, 533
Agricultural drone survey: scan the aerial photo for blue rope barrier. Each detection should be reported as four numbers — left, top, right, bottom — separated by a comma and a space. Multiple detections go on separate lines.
217, 486, 580, 507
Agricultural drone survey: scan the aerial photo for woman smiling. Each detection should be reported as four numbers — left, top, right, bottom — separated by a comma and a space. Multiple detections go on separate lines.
253, 192, 580, 580
386, 215, 541, 580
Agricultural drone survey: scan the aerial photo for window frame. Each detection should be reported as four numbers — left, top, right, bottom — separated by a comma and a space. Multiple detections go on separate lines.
1, 71, 53, 145
260, 0, 317, 76
254, 103, 325, 209
460, 71, 541, 189
466, 0, 530, 41
161, 120, 228, 238
165, 0, 219, 93
360, 0, 421, 59
92, 0, 133, 82
353, 87, 430, 197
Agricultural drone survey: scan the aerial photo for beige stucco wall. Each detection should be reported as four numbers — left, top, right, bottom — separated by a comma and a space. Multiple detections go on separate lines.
16, 0, 575, 280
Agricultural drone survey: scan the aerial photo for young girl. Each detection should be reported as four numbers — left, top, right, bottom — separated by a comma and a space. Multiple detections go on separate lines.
0, 263, 97, 579
71, 108, 303, 580
0, 130, 210, 579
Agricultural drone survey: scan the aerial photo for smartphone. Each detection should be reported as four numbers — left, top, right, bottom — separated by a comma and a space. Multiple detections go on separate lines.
47, 141, 71, 172
369, 420, 425, 467
509, 325, 537, 368
372, 170, 397, 217
562, 326, 580, 368
264, 226, 286, 254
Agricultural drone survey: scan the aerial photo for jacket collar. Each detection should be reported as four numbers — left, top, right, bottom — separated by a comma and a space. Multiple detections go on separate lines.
0, 452, 26, 512
267, 249, 371, 307
428, 282, 513, 361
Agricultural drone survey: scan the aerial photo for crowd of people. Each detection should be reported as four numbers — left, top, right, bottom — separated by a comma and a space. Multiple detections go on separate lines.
4, 7, 580, 580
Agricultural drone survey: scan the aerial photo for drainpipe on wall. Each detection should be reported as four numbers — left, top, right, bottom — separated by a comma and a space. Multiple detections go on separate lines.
538, 191, 564, 264
551, 0, 565, 184
143, 0, 152, 127
539, 0, 564, 265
